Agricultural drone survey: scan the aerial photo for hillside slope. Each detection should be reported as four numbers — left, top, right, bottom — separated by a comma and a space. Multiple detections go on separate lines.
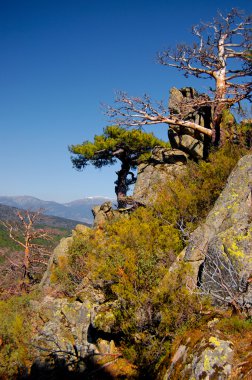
0, 196, 115, 224
0, 203, 81, 229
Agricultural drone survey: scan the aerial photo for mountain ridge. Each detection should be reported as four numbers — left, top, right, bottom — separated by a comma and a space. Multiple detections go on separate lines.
0, 203, 83, 230
0, 195, 116, 224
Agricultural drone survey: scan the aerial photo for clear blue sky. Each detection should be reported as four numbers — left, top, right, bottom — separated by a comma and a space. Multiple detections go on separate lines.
0, 0, 251, 202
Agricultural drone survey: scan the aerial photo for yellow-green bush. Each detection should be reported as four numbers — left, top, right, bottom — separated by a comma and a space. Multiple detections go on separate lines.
216, 316, 252, 334
0, 294, 34, 379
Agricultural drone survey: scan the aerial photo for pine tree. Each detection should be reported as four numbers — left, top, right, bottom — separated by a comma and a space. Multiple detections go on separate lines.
69, 125, 167, 207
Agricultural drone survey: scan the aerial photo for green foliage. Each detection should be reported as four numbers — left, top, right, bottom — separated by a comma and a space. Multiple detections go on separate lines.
89, 207, 182, 293
0, 226, 22, 251
0, 294, 34, 378
55, 207, 182, 298
69, 125, 168, 169
56, 207, 196, 372
70, 125, 168, 206
216, 316, 252, 334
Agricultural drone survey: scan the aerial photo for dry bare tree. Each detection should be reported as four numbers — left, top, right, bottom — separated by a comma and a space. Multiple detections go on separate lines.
1, 209, 52, 286
106, 9, 252, 145
196, 248, 252, 316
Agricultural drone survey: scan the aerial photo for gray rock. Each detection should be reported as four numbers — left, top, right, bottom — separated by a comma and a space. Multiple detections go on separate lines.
32, 296, 98, 368
40, 236, 73, 288
168, 129, 204, 159
133, 147, 188, 205
190, 337, 233, 380
161, 335, 234, 380
92, 201, 120, 227
168, 87, 212, 159
184, 154, 252, 309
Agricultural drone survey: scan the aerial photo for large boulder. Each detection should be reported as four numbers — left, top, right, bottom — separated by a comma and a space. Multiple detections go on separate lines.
168, 87, 212, 159
133, 146, 188, 205
183, 154, 252, 310
157, 316, 252, 380
40, 224, 90, 288
92, 201, 120, 227
40, 236, 73, 288
30, 294, 128, 378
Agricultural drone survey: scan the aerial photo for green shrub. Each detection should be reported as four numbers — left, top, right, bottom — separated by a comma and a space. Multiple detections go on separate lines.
0, 294, 34, 378
216, 316, 252, 334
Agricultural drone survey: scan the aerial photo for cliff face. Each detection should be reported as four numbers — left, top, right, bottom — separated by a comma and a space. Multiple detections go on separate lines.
159, 154, 252, 379
184, 154, 252, 310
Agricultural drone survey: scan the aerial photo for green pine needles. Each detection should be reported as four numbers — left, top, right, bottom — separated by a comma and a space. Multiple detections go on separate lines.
69, 125, 168, 207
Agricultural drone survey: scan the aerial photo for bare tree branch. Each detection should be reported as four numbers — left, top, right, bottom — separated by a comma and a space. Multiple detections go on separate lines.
1, 209, 52, 285
106, 92, 213, 137
106, 9, 251, 144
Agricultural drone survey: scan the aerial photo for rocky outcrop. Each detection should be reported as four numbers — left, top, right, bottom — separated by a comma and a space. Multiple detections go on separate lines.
40, 224, 90, 287
164, 339, 233, 380
168, 87, 212, 159
34, 222, 133, 377
30, 294, 134, 378
40, 236, 73, 288
32, 296, 96, 364
133, 146, 188, 204
183, 154, 252, 310
157, 318, 252, 380
92, 201, 120, 228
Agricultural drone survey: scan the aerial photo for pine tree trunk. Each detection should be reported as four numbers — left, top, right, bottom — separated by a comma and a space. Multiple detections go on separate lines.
115, 160, 130, 208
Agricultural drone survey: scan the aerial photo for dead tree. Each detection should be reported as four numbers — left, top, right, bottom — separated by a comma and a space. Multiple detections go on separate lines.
1, 209, 52, 285
107, 9, 252, 145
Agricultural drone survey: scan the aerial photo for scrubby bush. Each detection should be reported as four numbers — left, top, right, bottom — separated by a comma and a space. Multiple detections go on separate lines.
0, 294, 34, 379
216, 316, 252, 334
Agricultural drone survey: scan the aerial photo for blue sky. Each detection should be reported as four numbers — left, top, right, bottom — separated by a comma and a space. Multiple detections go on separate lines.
0, 0, 251, 202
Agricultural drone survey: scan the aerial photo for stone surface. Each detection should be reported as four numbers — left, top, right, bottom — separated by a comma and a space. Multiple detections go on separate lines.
40, 235, 74, 288
92, 201, 120, 228
190, 337, 233, 379
40, 224, 90, 288
168, 130, 204, 159
32, 296, 96, 362
133, 146, 188, 205
183, 154, 252, 308
160, 328, 235, 380
168, 87, 212, 159
36, 223, 120, 374
74, 223, 90, 236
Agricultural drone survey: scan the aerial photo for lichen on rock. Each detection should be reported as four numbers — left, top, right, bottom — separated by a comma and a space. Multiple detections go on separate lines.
184, 154, 252, 311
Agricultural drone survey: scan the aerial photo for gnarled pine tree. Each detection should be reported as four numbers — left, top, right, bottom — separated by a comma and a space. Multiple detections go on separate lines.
69, 125, 167, 208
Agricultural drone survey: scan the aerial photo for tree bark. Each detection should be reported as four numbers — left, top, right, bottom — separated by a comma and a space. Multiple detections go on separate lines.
115, 160, 131, 208
212, 34, 228, 145
23, 246, 30, 279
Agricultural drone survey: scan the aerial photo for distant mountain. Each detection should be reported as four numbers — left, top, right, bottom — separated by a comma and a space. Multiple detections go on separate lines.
0, 203, 81, 230
0, 196, 116, 224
